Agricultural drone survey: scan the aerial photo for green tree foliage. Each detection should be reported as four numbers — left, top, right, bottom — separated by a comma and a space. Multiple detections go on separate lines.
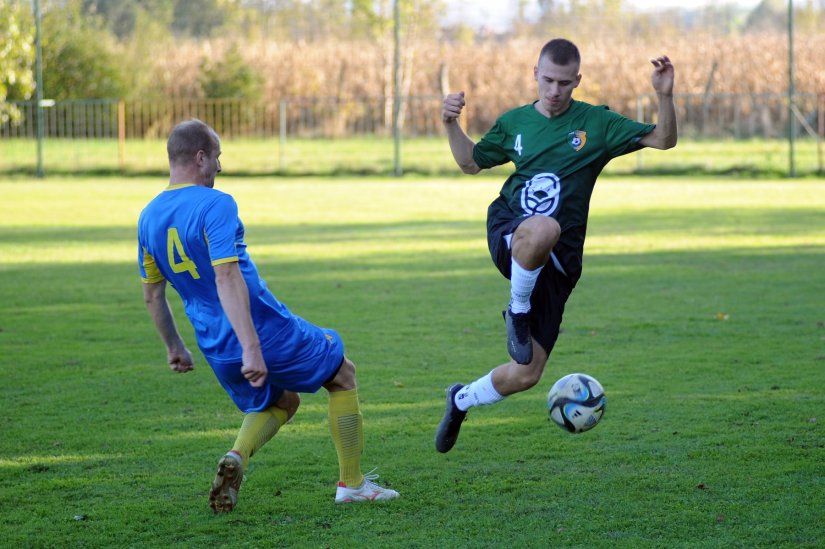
0, 0, 35, 125
732, 0, 817, 35
791, 0, 824, 33
231, 0, 442, 42
41, 1, 126, 99
119, 7, 174, 101
200, 44, 262, 100
248, 0, 361, 42
531, 0, 641, 37
80, 0, 237, 39
171, 0, 243, 37
745, 0, 787, 32
81, 0, 173, 39
690, 4, 746, 35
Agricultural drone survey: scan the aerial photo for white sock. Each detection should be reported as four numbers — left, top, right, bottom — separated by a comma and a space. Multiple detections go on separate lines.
454, 371, 504, 412
510, 259, 542, 314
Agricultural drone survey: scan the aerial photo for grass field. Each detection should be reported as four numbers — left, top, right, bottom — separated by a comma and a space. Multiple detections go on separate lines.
1, 136, 823, 177
1, 175, 824, 548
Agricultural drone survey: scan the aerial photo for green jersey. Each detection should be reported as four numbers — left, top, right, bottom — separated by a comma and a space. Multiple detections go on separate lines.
474, 100, 653, 259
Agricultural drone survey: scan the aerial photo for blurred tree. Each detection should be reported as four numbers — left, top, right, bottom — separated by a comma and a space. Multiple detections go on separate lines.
120, 5, 175, 101
796, 0, 825, 32
536, 0, 557, 16
81, 0, 171, 39
442, 22, 476, 45
41, 0, 127, 99
0, 0, 36, 125
172, 0, 243, 37
346, 1, 443, 129
692, 3, 744, 35
350, 0, 392, 40
349, 0, 442, 40
77, 0, 240, 39
200, 44, 262, 100
744, 0, 787, 33
244, 0, 443, 42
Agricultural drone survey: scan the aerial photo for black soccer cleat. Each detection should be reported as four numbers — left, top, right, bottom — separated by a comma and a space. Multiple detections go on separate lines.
504, 308, 533, 365
435, 384, 467, 453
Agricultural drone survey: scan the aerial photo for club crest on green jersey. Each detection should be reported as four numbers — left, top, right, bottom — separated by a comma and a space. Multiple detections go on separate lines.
568, 130, 587, 151
520, 172, 561, 216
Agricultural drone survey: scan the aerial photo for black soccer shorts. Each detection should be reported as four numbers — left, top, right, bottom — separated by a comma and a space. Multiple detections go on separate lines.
486, 208, 580, 357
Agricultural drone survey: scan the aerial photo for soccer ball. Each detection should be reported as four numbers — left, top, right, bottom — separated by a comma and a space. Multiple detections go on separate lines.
547, 373, 606, 433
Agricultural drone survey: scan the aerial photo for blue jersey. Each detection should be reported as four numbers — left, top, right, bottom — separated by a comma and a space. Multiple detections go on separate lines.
137, 184, 343, 407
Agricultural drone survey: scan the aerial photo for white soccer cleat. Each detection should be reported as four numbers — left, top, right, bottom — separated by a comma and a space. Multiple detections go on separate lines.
334, 471, 399, 504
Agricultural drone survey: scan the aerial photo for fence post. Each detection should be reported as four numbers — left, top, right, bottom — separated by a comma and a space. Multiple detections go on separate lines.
392, 0, 402, 177
733, 94, 741, 139
636, 94, 644, 172
819, 93, 824, 175
787, 0, 796, 178
34, 0, 44, 177
279, 99, 286, 172
118, 100, 126, 171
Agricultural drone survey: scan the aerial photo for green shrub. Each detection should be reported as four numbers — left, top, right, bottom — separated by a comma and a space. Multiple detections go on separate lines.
41, 1, 126, 99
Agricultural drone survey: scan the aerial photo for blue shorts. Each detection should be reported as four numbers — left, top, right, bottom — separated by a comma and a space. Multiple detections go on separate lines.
209, 327, 345, 413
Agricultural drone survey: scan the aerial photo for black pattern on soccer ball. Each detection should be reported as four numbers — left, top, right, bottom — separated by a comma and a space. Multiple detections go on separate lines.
547, 373, 606, 433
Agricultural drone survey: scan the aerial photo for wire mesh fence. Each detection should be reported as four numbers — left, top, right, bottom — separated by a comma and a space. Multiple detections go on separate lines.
0, 96, 449, 140
1, 93, 823, 176
636, 92, 824, 140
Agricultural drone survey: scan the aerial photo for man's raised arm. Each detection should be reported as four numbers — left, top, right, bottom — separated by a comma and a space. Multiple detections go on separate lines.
639, 55, 677, 150
443, 91, 482, 174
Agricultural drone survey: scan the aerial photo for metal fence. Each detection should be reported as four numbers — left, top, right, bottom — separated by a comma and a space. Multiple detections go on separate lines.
636, 92, 825, 140
1, 94, 823, 176
0, 96, 448, 140
3, 93, 823, 141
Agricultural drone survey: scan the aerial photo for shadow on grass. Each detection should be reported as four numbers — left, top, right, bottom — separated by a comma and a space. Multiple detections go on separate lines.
1, 213, 821, 379
1, 202, 823, 247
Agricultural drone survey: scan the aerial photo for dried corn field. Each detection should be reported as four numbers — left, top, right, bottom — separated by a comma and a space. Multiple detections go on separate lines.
146, 32, 824, 133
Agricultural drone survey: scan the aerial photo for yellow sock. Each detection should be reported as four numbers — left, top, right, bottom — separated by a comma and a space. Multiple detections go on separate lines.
329, 389, 364, 487
231, 406, 288, 468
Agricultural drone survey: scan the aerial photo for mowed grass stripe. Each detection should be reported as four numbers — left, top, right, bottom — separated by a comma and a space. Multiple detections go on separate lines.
0, 176, 822, 548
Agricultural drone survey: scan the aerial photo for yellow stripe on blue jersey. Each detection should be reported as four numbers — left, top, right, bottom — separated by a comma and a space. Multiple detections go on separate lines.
140, 247, 165, 284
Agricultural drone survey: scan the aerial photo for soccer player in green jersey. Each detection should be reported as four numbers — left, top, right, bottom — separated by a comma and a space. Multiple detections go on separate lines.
435, 38, 677, 453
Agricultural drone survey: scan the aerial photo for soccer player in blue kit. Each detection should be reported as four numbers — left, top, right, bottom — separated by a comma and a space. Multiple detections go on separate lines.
435, 39, 677, 453
138, 119, 398, 512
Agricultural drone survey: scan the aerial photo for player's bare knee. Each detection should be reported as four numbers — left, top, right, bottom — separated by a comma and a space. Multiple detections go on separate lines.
277, 390, 300, 420
531, 216, 560, 246
323, 357, 357, 392
514, 216, 560, 260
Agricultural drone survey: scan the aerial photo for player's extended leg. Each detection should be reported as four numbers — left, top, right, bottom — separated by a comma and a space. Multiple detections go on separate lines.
323, 357, 399, 503
506, 215, 560, 364
435, 344, 549, 453
209, 391, 300, 513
